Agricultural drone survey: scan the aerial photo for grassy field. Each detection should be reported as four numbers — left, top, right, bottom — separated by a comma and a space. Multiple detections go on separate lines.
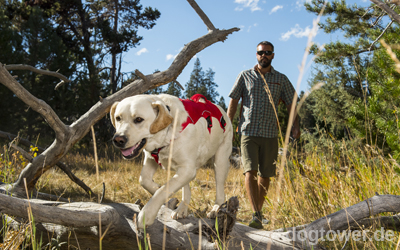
1, 136, 400, 249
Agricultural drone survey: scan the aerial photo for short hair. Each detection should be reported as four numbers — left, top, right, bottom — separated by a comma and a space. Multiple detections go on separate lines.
257, 41, 274, 51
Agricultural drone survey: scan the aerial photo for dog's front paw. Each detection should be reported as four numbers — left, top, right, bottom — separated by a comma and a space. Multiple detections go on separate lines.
137, 209, 156, 229
207, 204, 220, 219
171, 202, 188, 219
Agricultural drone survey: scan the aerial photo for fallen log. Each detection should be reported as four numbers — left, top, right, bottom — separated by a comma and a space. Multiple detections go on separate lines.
0, 194, 315, 250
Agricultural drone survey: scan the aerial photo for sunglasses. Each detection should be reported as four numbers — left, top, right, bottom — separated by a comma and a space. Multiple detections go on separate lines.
257, 50, 273, 56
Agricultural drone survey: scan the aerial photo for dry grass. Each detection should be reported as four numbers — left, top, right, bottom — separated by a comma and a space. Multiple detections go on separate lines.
2, 137, 400, 249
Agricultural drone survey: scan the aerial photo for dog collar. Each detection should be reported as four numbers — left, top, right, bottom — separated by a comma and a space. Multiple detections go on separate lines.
151, 147, 165, 167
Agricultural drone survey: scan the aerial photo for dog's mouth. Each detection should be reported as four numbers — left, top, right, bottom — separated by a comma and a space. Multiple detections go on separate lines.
120, 138, 147, 159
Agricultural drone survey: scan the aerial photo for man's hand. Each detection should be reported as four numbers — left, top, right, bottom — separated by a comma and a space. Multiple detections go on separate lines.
291, 123, 301, 139
227, 98, 239, 141
286, 102, 301, 139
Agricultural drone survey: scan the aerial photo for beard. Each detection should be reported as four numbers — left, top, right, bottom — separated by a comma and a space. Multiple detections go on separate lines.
258, 58, 272, 68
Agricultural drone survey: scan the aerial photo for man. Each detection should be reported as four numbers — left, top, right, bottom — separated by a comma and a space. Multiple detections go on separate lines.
227, 41, 300, 229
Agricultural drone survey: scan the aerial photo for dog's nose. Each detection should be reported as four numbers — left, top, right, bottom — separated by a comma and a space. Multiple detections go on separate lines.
113, 135, 127, 148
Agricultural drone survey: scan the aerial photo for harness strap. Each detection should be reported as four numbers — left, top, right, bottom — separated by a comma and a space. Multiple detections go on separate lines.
151, 147, 165, 167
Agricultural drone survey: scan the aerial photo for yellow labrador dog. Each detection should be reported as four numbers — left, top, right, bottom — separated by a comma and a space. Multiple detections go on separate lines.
110, 93, 232, 228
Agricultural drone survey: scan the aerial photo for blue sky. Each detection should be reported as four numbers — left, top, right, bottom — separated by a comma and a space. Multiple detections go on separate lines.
121, 0, 370, 104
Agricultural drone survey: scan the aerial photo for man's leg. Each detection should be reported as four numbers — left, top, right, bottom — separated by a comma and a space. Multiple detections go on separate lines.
257, 176, 270, 212
245, 172, 270, 212
245, 170, 259, 212
245, 170, 264, 229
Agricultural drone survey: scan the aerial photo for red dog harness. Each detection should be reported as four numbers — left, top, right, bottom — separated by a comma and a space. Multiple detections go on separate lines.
151, 94, 226, 166
180, 94, 226, 133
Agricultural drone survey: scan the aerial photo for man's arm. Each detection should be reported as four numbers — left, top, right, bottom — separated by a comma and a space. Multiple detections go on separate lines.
286, 103, 301, 139
227, 98, 239, 123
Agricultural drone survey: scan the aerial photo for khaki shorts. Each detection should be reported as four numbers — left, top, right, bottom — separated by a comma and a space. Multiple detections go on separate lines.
241, 135, 278, 178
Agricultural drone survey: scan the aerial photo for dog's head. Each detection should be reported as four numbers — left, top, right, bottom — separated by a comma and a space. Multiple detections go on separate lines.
110, 96, 173, 159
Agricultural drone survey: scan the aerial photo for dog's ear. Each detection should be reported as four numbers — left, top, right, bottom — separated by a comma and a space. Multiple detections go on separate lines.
150, 101, 173, 134
110, 102, 119, 128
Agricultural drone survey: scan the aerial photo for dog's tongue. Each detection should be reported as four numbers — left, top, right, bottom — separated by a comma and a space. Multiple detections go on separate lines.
121, 145, 137, 157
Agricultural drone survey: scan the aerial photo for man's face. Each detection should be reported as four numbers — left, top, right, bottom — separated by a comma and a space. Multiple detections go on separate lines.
256, 44, 274, 68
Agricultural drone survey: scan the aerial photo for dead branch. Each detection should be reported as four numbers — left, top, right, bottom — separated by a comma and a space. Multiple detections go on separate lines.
369, 20, 394, 50
186, 0, 216, 31
0, 68, 69, 138
4, 64, 70, 83
1, 130, 97, 198
175, 80, 184, 90
370, 0, 400, 24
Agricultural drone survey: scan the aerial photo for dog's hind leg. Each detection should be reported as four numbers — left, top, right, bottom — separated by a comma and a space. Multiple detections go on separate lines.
207, 140, 231, 218
171, 183, 190, 219
139, 154, 161, 195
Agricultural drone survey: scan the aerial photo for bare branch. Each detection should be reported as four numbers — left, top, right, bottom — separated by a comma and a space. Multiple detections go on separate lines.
134, 69, 149, 84
0, 64, 70, 139
175, 80, 184, 90
0, 131, 96, 197
54, 80, 65, 90
186, 0, 216, 31
370, 0, 400, 24
369, 20, 394, 50
9, 144, 33, 161
5, 64, 70, 83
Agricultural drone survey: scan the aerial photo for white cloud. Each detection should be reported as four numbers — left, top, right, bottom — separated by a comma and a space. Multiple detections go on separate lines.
234, 0, 262, 12
166, 54, 176, 61
269, 5, 283, 14
280, 24, 315, 41
136, 48, 148, 56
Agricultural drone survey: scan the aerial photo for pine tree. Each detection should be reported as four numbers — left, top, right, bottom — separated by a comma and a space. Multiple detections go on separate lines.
184, 58, 220, 103
164, 80, 182, 98
185, 58, 204, 99
217, 96, 227, 111
305, 0, 400, 158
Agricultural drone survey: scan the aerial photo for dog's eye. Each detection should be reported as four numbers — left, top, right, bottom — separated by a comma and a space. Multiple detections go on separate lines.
134, 117, 144, 124
116, 116, 121, 122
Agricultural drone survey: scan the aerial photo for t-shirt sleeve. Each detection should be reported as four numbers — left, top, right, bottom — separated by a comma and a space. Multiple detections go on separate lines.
229, 72, 244, 100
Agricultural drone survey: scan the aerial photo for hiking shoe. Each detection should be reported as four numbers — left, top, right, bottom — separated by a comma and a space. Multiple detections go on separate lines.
261, 217, 270, 225
249, 214, 263, 229
255, 211, 270, 225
